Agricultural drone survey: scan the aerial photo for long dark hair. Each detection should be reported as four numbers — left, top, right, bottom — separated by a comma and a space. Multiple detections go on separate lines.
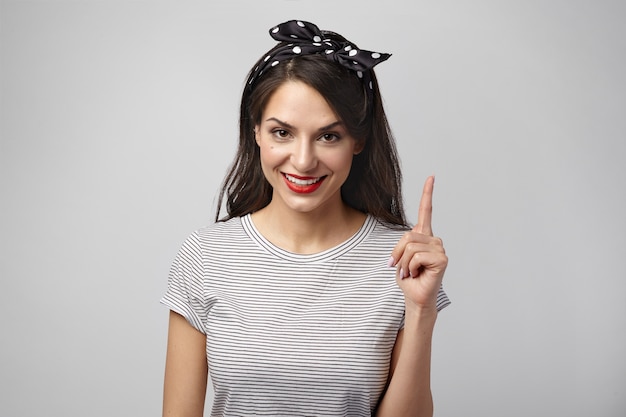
215, 31, 408, 228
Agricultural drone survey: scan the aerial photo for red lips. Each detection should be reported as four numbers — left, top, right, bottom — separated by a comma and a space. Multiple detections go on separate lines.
282, 173, 326, 194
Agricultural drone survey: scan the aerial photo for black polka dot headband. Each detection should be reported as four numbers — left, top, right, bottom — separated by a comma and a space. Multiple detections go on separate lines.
247, 20, 391, 99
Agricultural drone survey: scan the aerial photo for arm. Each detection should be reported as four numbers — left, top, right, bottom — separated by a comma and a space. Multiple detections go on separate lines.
163, 311, 208, 417
377, 176, 447, 417
375, 307, 437, 417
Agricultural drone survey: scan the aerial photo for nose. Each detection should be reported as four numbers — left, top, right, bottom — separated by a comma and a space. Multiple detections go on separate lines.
291, 139, 318, 173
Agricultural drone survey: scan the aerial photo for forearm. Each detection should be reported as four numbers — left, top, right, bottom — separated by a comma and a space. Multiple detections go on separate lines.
163, 311, 208, 417
376, 306, 438, 417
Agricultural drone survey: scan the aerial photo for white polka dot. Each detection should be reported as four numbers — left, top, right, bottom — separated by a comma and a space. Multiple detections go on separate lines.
313, 36, 321, 42
344, 45, 352, 51
293, 46, 302, 54
349, 49, 357, 57
264, 55, 271, 62
290, 34, 298, 38
297, 21, 305, 27
325, 49, 334, 54
313, 42, 322, 46
369, 81, 373, 89
352, 61, 358, 65
272, 27, 279, 34
357, 71, 363, 78
371, 52, 381, 59
272, 61, 279, 67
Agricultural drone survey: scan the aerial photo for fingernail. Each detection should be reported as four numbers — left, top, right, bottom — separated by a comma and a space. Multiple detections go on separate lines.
399, 268, 404, 278
387, 256, 395, 267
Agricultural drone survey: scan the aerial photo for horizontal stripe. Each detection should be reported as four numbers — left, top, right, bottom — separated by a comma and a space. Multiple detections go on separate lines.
161, 214, 450, 416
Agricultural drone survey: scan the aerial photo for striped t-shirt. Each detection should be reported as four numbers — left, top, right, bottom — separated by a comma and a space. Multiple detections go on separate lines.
161, 214, 450, 416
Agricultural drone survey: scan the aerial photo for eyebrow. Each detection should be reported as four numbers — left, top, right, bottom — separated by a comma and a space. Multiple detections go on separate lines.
265, 117, 344, 132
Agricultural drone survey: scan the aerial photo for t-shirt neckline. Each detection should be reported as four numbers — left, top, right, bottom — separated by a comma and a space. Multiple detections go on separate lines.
240, 213, 376, 263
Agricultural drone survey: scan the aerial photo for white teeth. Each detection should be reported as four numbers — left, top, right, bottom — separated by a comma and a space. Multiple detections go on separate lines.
285, 174, 321, 185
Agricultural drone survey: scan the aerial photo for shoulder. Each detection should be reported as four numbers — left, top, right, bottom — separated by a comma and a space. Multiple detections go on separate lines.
341, 216, 407, 258
175, 217, 247, 256
192, 216, 245, 240
368, 216, 409, 241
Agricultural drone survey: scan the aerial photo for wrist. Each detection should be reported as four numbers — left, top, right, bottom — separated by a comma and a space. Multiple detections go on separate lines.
404, 301, 438, 325
405, 297, 438, 314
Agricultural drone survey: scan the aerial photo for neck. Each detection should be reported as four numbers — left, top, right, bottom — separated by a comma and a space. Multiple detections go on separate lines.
251, 201, 366, 255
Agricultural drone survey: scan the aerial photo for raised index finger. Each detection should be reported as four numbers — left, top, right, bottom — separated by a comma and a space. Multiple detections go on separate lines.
414, 175, 434, 236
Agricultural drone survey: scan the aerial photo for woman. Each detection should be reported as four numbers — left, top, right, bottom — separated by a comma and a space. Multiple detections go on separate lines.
162, 20, 450, 417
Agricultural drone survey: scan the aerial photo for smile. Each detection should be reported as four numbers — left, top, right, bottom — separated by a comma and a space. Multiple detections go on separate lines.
284, 174, 323, 185
282, 173, 326, 193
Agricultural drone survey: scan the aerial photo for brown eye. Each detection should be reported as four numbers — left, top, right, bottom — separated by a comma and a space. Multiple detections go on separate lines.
319, 133, 340, 143
272, 129, 291, 140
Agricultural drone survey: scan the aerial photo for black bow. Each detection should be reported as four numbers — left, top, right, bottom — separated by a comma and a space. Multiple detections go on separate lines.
247, 20, 391, 91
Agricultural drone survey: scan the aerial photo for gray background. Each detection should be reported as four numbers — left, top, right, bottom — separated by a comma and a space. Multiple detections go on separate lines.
1, 0, 625, 416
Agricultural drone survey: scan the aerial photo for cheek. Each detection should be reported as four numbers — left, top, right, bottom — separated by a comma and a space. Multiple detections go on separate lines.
258, 141, 285, 167
325, 150, 355, 172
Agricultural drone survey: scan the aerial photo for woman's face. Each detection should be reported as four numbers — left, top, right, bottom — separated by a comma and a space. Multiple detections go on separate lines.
254, 80, 363, 216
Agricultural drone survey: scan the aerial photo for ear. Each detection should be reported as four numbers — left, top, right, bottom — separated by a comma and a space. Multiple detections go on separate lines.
353, 139, 365, 155
254, 126, 261, 146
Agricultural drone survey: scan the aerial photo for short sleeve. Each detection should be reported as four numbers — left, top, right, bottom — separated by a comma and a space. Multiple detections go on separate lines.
160, 232, 207, 334
398, 285, 451, 330
436, 285, 451, 311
